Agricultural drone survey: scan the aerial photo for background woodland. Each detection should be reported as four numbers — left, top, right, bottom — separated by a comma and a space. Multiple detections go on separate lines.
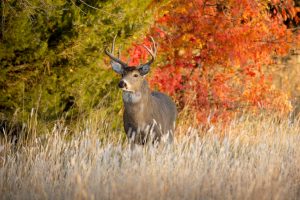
0, 0, 300, 133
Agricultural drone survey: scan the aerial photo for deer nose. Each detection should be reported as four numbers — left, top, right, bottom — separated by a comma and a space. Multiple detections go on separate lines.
118, 80, 127, 88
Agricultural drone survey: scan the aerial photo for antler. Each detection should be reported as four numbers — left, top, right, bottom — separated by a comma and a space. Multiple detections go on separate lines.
105, 35, 127, 66
140, 37, 157, 66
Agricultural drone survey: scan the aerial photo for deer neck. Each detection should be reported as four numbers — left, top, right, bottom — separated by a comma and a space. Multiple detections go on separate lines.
123, 80, 151, 115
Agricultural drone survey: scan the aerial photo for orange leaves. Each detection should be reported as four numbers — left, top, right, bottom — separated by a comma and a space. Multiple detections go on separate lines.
241, 76, 292, 114
150, 65, 184, 96
126, 37, 155, 66
128, 0, 296, 124
270, 0, 300, 27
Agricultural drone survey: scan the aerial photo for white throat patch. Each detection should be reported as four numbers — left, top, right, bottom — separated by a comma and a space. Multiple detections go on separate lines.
122, 91, 142, 103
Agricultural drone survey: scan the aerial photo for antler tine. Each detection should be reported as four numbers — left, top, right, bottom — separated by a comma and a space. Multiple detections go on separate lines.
151, 36, 157, 56
105, 35, 127, 66
141, 36, 157, 66
143, 37, 157, 58
111, 35, 117, 54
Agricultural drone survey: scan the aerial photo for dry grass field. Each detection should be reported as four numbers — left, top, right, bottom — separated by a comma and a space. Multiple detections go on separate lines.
1, 115, 300, 200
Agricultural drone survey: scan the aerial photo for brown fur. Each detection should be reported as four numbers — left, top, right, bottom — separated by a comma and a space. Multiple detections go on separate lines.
122, 78, 177, 144
105, 37, 177, 144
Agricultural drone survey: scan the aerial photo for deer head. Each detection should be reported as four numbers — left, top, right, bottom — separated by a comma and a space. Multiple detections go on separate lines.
105, 36, 157, 94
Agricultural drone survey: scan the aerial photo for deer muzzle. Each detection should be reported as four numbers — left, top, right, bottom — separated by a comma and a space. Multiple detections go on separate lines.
118, 80, 127, 89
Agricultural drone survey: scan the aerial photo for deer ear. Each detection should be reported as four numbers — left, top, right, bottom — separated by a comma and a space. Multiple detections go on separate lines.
138, 64, 150, 76
111, 61, 124, 74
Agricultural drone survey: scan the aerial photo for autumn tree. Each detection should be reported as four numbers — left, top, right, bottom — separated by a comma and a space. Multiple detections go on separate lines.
129, 0, 299, 123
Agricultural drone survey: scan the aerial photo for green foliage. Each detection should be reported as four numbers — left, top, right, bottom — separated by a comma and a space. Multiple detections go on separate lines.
0, 0, 154, 126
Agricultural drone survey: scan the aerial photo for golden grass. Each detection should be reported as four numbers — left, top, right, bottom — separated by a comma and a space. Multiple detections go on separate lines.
1, 116, 300, 200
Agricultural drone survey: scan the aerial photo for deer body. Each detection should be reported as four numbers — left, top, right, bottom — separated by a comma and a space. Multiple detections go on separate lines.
105, 36, 177, 144
123, 80, 177, 144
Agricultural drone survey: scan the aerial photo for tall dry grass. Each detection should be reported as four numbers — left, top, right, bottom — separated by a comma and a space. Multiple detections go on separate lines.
1, 116, 300, 200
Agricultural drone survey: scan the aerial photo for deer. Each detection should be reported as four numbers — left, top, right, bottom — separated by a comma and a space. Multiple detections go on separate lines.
105, 36, 177, 145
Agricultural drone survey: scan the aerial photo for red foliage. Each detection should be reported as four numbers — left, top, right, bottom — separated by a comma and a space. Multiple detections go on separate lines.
129, 0, 298, 123
269, 0, 300, 26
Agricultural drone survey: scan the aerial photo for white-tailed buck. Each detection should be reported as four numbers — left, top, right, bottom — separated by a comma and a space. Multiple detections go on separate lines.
105, 36, 177, 144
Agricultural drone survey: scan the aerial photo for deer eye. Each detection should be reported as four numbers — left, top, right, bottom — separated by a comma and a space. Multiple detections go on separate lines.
133, 74, 139, 78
